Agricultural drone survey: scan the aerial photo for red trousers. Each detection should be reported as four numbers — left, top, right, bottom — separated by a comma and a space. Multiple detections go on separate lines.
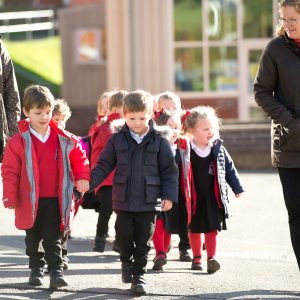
188, 231, 218, 261
152, 218, 171, 256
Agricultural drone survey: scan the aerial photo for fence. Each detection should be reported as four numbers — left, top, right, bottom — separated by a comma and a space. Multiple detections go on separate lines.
0, 10, 56, 39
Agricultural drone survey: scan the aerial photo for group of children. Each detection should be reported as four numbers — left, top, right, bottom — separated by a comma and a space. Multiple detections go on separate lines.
1, 84, 245, 295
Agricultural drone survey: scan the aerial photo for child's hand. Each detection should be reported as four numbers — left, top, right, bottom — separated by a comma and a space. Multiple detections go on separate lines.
161, 199, 173, 211
75, 180, 90, 193
235, 193, 243, 199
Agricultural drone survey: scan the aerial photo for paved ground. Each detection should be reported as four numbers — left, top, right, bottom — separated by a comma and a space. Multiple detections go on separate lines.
0, 171, 299, 299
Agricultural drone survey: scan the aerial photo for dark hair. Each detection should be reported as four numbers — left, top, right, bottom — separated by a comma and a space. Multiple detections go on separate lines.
108, 90, 127, 111
276, 0, 300, 36
123, 90, 153, 115
23, 85, 55, 112
155, 110, 172, 126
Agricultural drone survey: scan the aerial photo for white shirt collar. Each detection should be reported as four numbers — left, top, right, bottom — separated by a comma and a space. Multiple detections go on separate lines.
29, 125, 51, 143
190, 140, 212, 157
129, 128, 149, 144
170, 143, 177, 157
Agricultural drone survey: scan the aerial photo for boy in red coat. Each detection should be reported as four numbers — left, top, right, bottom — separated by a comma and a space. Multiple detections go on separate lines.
1, 85, 90, 289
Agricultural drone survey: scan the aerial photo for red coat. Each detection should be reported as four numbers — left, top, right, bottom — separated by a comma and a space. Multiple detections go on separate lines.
1, 119, 90, 230
90, 112, 120, 193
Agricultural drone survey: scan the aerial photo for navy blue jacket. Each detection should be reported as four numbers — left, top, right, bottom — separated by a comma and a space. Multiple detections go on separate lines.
91, 120, 178, 212
212, 139, 245, 218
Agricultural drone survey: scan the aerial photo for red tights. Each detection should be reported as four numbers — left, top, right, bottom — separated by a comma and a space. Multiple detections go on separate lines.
188, 231, 218, 262
152, 218, 171, 256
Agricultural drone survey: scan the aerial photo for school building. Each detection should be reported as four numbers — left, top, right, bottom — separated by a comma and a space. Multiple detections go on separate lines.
57, 0, 279, 133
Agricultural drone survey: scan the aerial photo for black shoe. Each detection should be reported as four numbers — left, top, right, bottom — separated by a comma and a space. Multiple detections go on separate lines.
191, 256, 203, 271
93, 235, 106, 252
179, 249, 192, 262
63, 256, 69, 270
152, 252, 167, 270
49, 270, 68, 289
207, 257, 220, 274
112, 240, 120, 253
131, 275, 146, 295
29, 267, 44, 286
121, 267, 132, 283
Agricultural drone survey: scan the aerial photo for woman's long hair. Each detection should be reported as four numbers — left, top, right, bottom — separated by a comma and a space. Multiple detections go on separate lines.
276, 0, 300, 36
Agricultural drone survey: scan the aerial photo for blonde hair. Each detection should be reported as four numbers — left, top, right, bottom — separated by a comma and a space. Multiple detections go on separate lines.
184, 106, 221, 138
276, 0, 300, 36
23, 85, 55, 112
53, 99, 72, 121
123, 90, 153, 115
97, 92, 112, 116
158, 91, 182, 112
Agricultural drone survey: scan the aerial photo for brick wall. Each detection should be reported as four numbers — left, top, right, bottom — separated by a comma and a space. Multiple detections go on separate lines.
221, 123, 272, 170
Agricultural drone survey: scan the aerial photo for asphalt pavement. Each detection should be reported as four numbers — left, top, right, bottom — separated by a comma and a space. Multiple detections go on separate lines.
0, 171, 299, 299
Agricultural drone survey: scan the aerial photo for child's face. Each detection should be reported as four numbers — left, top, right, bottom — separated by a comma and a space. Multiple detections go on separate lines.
52, 113, 66, 129
166, 116, 181, 144
124, 110, 152, 136
158, 99, 177, 112
189, 118, 214, 148
97, 96, 108, 116
23, 105, 52, 134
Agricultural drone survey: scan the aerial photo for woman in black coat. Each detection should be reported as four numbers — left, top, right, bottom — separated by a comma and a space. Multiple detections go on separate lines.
254, 0, 300, 270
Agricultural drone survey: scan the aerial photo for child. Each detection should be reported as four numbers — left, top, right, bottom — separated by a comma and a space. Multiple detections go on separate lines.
1, 85, 90, 289
52, 98, 72, 129
156, 92, 191, 261
157, 91, 182, 113
52, 98, 72, 270
152, 109, 191, 270
90, 90, 178, 295
88, 91, 111, 136
90, 90, 127, 252
183, 106, 245, 273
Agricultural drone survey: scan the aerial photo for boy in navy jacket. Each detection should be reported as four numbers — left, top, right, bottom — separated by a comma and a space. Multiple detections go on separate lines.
91, 90, 178, 295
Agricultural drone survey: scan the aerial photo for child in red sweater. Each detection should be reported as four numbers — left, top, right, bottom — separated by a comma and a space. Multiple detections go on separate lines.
90, 90, 127, 252
1, 85, 90, 289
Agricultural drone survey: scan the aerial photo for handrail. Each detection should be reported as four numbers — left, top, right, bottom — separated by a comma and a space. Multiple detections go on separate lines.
0, 10, 56, 39
0, 10, 54, 20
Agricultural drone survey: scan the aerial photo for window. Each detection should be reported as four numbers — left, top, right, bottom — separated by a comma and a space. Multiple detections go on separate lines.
207, 0, 237, 41
174, 0, 202, 41
175, 48, 203, 91
243, 0, 273, 38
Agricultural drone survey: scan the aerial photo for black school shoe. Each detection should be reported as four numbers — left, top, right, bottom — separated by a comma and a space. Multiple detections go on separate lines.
49, 270, 68, 289
29, 267, 44, 286
179, 249, 192, 262
207, 257, 220, 274
92, 235, 106, 252
121, 266, 132, 283
131, 274, 147, 295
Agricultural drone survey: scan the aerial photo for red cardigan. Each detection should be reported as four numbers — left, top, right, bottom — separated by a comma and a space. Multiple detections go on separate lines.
90, 112, 120, 193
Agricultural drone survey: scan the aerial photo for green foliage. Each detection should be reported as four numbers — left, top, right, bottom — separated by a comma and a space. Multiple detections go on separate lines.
4, 36, 62, 97
174, 0, 202, 41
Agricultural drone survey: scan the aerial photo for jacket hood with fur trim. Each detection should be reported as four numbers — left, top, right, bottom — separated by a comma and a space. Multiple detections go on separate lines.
110, 119, 173, 142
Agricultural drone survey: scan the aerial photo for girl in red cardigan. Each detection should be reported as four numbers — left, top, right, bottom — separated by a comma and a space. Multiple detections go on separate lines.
152, 109, 191, 270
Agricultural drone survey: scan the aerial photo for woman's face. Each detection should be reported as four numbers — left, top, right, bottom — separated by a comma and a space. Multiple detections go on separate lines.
280, 6, 300, 40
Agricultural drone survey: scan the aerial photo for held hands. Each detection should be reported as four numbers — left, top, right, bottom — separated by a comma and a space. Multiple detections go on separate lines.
75, 179, 90, 193
161, 199, 173, 211
235, 193, 243, 199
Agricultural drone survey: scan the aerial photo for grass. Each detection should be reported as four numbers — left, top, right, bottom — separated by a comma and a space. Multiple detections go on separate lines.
4, 36, 62, 96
